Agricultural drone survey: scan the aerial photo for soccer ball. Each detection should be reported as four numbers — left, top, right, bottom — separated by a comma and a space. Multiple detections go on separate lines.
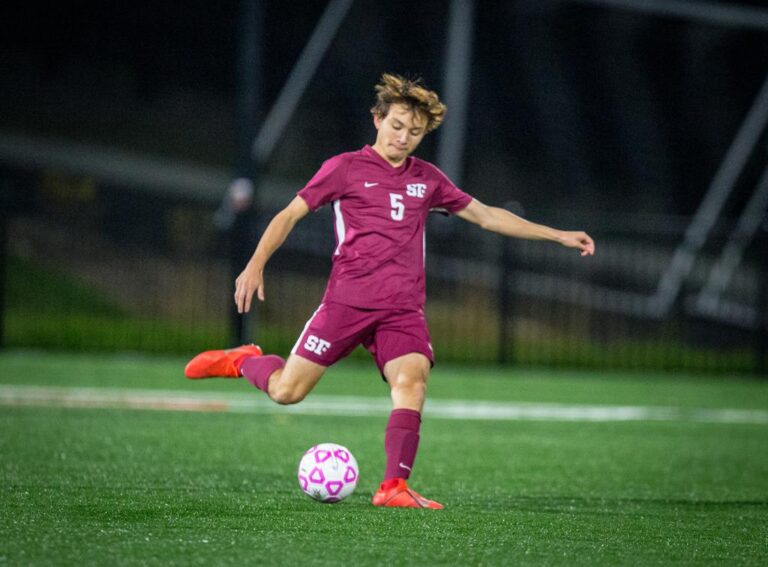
297, 443, 359, 503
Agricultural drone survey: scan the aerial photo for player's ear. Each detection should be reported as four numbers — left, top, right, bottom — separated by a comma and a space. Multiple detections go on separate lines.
373, 113, 381, 130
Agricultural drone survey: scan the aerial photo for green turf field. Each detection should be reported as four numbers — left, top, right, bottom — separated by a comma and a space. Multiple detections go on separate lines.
1, 351, 767, 565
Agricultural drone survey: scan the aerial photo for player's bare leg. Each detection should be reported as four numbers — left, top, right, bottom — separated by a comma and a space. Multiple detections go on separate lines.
236, 352, 326, 404
263, 354, 326, 405
186, 346, 326, 406
372, 353, 443, 509
385, 352, 430, 411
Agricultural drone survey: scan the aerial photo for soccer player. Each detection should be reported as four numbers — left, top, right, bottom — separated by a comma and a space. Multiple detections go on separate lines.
185, 73, 595, 509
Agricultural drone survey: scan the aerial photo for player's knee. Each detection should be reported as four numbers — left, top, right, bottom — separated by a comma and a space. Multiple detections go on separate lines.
392, 372, 427, 398
401, 363, 429, 386
270, 383, 307, 405
411, 378, 428, 399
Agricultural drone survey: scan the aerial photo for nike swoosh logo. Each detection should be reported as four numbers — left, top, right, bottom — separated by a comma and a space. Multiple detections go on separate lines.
399, 462, 412, 471
364, 182, 379, 188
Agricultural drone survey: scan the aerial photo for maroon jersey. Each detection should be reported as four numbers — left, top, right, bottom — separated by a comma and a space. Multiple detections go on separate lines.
297, 145, 472, 309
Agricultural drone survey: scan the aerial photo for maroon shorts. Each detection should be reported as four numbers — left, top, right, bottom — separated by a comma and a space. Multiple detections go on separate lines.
291, 301, 434, 374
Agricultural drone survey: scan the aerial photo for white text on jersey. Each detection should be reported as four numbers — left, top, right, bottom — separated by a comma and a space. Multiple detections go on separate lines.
407, 183, 427, 198
304, 335, 331, 355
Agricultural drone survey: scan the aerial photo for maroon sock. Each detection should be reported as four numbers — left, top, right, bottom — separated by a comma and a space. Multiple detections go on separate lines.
240, 355, 285, 393
384, 408, 421, 480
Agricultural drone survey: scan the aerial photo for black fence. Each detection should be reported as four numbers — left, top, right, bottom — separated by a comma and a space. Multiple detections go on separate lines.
2, 166, 766, 375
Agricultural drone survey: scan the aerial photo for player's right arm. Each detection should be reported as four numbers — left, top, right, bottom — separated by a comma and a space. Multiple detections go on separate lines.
234, 196, 310, 313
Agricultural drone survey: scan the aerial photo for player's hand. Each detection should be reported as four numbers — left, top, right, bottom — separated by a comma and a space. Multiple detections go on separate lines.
559, 231, 595, 257
234, 264, 265, 313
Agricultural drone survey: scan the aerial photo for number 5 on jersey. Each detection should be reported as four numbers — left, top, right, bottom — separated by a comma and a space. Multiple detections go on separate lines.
390, 193, 404, 221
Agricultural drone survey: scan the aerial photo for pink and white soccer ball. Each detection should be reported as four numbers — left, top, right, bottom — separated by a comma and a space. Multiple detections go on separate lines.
297, 443, 359, 503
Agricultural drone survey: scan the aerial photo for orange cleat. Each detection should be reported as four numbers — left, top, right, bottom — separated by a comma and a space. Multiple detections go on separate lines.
371, 478, 444, 509
184, 344, 263, 379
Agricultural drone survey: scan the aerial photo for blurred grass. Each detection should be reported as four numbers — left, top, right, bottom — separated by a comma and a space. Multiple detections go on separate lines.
3, 254, 760, 372
1, 352, 767, 566
1, 350, 767, 410
7, 254, 126, 317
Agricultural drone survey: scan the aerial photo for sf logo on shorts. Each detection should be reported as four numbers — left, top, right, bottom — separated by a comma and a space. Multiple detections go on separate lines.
304, 335, 331, 355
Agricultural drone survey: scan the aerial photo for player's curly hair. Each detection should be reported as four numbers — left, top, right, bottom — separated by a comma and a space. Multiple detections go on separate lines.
370, 73, 447, 133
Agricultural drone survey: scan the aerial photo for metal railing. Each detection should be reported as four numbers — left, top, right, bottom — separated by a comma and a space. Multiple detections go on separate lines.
3, 170, 764, 375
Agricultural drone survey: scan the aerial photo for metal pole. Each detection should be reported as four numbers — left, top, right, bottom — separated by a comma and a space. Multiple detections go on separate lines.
229, 0, 264, 346
650, 72, 768, 316
233, 0, 352, 346
0, 180, 7, 350
497, 237, 512, 365
237, 0, 262, 180
697, 165, 768, 313
437, 0, 475, 187
252, 0, 354, 165
758, 224, 768, 377
567, 0, 768, 31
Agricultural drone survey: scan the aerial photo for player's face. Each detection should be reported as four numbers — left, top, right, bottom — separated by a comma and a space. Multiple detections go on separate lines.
372, 104, 428, 166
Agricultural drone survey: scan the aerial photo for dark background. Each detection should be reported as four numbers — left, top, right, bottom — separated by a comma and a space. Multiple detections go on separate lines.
1, 0, 767, 372
3, 0, 767, 212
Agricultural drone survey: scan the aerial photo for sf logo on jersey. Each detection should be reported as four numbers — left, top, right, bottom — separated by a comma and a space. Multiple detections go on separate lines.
406, 183, 427, 198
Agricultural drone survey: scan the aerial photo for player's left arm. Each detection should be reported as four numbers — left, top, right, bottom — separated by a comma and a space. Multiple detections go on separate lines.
455, 198, 595, 256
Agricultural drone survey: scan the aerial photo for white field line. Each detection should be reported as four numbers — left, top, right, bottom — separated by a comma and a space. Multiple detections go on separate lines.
1, 384, 767, 425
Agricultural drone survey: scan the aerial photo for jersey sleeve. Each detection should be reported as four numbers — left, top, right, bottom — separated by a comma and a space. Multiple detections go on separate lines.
297, 155, 349, 211
428, 164, 473, 214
